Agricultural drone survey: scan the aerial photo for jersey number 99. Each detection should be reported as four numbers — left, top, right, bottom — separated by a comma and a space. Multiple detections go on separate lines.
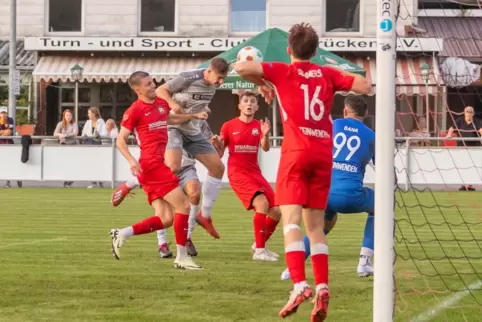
333, 132, 361, 161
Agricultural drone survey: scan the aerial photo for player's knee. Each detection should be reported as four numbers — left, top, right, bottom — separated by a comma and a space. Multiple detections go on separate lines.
155, 210, 174, 228
253, 194, 269, 213
208, 161, 225, 178
188, 189, 201, 205
175, 198, 190, 215
269, 206, 281, 221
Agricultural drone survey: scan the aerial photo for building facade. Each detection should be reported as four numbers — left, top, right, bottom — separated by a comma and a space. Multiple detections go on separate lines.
0, 0, 443, 135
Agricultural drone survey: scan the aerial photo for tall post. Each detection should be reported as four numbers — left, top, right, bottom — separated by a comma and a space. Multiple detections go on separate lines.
374, 0, 397, 321
425, 83, 430, 134
8, 0, 17, 125
74, 81, 79, 122
272, 99, 278, 147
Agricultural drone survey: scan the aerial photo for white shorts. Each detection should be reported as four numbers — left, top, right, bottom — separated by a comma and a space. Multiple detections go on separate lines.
178, 166, 199, 189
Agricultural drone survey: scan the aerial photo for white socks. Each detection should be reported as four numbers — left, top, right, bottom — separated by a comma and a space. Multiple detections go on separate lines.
126, 177, 139, 189
201, 176, 222, 218
119, 226, 134, 238
157, 229, 167, 245
359, 247, 374, 265
188, 203, 199, 239
176, 245, 187, 259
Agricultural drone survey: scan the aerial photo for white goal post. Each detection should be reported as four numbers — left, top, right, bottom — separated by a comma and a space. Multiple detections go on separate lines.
374, 0, 397, 321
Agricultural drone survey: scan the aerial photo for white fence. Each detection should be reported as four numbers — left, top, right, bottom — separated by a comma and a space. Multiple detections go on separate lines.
0, 137, 481, 188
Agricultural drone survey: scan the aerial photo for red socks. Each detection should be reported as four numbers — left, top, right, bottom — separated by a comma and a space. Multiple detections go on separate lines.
265, 216, 279, 242
132, 216, 163, 235
253, 213, 267, 248
311, 244, 329, 286
285, 250, 307, 284
174, 213, 189, 246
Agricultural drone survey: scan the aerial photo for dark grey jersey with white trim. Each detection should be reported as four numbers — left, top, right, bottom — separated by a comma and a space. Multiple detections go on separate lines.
165, 69, 216, 135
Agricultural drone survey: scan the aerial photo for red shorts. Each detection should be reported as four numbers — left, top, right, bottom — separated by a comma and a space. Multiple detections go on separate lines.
229, 171, 275, 210
137, 162, 179, 205
275, 151, 332, 209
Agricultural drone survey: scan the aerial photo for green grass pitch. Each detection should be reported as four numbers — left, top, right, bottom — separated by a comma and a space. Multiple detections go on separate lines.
0, 189, 481, 321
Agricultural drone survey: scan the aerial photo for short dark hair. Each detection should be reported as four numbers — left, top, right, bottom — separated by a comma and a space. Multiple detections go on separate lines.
209, 58, 230, 75
239, 91, 258, 102
288, 23, 319, 60
128, 71, 150, 88
344, 95, 367, 117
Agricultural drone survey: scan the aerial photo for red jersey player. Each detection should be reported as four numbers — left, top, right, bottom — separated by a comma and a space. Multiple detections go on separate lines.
220, 91, 281, 262
111, 71, 209, 270
235, 23, 371, 321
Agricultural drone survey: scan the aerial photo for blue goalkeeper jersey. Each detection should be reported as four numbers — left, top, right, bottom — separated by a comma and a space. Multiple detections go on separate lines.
331, 118, 375, 194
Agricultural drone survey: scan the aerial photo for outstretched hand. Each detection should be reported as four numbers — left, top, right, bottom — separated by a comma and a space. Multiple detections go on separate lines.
258, 85, 274, 104
260, 117, 271, 136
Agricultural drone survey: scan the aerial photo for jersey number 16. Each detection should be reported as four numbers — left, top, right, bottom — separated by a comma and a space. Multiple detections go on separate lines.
301, 84, 325, 121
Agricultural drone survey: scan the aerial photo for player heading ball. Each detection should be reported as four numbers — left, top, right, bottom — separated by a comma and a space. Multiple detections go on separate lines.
234, 23, 372, 322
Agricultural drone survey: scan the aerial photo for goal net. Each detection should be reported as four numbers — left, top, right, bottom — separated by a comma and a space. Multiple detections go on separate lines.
392, 1, 482, 320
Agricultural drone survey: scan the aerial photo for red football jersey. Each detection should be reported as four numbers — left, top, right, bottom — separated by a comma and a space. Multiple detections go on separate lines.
261, 62, 355, 154
121, 97, 171, 167
220, 118, 262, 175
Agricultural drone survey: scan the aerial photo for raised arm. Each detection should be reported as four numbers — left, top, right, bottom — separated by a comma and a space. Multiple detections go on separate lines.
167, 111, 208, 125
260, 118, 271, 152
233, 61, 267, 87
155, 73, 197, 113
324, 66, 372, 95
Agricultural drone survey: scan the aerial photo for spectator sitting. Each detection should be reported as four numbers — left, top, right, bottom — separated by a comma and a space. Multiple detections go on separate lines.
106, 119, 118, 138
0, 106, 22, 188
54, 109, 78, 188
82, 107, 107, 188
103, 119, 118, 146
446, 106, 482, 191
409, 116, 430, 146
446, 106, 482, 146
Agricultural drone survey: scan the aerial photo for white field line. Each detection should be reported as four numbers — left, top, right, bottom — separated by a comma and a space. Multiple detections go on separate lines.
0, 237, 67, 249
411, 279, 482, 322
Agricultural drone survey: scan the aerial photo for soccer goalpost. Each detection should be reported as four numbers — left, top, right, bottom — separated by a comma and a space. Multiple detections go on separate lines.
375, 1, 482, 321
374, 0, 396, 321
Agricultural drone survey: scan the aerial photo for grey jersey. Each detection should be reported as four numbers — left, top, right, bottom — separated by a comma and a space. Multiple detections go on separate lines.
166, 69, 216, 136
179, 120, 215, 170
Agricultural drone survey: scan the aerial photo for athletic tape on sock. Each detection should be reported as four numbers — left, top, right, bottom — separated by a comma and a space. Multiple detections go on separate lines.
283, 224, 301, 235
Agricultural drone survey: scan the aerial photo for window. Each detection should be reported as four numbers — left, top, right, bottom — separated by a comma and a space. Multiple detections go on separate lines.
230, 0, 266, 33
140, 0, 176, 34
47, 0, 82, 33
419, 0, 476, 10
325, 0, 361, 33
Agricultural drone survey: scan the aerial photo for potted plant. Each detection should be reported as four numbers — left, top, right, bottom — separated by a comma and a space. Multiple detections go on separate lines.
15, 109, 36, 135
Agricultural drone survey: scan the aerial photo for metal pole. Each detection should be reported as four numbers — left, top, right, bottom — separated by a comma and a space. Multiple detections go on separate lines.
8, 0, 17, 123
425, 83, 430, 135
272, 99, 278, 147
374, 0, 396, 320
74, 81, 79, 122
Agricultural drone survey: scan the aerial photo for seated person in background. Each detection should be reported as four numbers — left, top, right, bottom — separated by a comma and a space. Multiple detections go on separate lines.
106, 119, 119, 139
409, 116, 430, 146
54, 109, 78, 188
446, 106, 482, 191
446, 106, 482, 147
82, 107, 107, 189
0, 107, 22, 188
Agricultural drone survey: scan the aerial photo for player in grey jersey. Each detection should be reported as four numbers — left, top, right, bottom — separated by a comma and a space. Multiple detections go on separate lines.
156, 57, 229, 240
111, 120, 223, 257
